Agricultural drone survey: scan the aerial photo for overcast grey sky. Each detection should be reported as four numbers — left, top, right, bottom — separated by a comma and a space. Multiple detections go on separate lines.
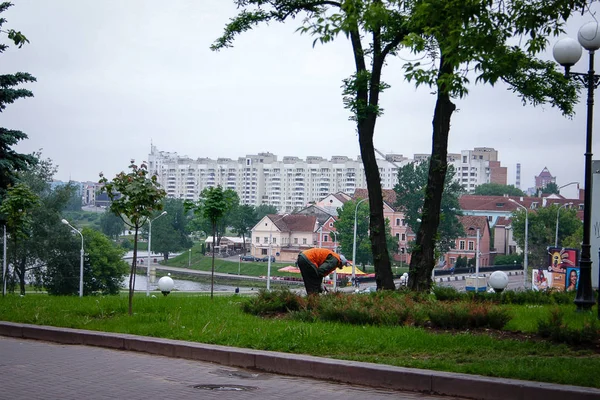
3, 0, 599, 199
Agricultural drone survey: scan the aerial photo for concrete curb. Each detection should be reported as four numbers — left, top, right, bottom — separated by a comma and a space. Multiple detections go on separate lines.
1, 321, 598, 400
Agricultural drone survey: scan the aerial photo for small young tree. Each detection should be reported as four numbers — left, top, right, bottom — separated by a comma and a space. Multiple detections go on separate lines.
99, 161, 165, 315
186, 186, 237, 298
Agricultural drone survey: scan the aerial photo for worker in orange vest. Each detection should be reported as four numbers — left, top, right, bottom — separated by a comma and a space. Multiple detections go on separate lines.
297, 248, 349, 294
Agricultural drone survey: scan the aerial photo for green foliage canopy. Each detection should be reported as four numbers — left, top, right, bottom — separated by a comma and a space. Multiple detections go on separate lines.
0, 2, 36, 197
393, 160, 464, 254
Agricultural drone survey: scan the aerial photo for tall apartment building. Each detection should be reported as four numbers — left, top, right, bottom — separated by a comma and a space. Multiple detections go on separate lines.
449, 147, 507, 191
148, 145, 406, 212
148, 145, 506, 210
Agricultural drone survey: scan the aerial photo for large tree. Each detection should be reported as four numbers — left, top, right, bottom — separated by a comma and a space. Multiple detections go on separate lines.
0, 182, 38, 294
0, 2, 36, 198
99, 160, 166, 315
511, 204, 580, 268
334, 199, 397, 266
334, 199, 371, 266
99, 211, 125, 240
394, 160, 464, 257
145, 198, 193, 261
231, 204, 258, 255
214, 1, 586, 292
213, 0, 401, 290
4, 156, 75, 295
255, 204, 278, 221
403, 0, 586, 291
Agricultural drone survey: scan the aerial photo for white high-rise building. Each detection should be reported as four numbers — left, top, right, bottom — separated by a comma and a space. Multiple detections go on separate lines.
147, 145, 506, 210
147, 145, 407, 212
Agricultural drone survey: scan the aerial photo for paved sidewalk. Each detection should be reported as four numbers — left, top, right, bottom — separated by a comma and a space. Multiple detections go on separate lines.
0, 336, 463, 400
1, 322, 598, 400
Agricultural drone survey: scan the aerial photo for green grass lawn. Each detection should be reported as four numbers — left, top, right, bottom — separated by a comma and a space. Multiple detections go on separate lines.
0, 293, 598, 388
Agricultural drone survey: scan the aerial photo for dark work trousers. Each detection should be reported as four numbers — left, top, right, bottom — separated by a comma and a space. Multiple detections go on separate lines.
297, 255, 323, 294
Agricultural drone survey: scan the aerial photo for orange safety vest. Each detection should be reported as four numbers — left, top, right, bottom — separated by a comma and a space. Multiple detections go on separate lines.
301, 248, 341, 268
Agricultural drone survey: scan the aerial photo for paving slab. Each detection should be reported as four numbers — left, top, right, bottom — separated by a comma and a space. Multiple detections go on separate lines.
1, 321, 599, 400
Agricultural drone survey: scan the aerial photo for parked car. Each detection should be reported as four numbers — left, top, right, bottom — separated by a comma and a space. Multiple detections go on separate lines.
240, 255, 257, 261
260, 256, 276, 262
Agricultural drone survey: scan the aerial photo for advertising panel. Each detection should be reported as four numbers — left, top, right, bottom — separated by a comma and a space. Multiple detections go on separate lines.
541, 247, 580, 292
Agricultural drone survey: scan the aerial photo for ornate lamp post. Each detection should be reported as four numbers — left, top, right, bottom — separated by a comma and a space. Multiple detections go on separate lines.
553, 21, 600, 311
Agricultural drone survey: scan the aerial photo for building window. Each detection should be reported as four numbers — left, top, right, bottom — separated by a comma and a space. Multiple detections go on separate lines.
459, 240, 465, 250
450, 257, 456, 265
395, 233, 400, 240
401, 233, 406, 241
329, 222, 333, 227
294, 238, 298, 244
272, 238, 276, 244
264, 237, 268, 244
303, 238, 307, 245
468, 241, 474, 250
256, 237, 260, 243
324, 235, 329, 242
396, 218, 400, 226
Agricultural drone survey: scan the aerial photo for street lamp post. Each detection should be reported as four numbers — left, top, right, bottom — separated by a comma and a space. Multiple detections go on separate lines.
147, 211, 167, 297
330, 230, 338, 291
555, 203, 573, 248
553, 22, 600, 311
188, 248, 191, 268
61, 219, 84, 298
352, 198, 368, 282
508, 199, 528, 289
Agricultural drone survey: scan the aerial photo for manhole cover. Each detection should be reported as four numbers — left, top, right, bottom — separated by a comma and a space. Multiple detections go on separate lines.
192, 384, 258, 392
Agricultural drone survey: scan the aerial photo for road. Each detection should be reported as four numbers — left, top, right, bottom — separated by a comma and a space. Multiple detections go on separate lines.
0, 336, 467, 400
433, 271, 526, 292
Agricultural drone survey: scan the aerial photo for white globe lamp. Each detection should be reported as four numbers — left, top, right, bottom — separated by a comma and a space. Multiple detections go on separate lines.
488, 271, 509, 293
158, 273, 175, 296
578, 22, 600, 51
553, 37, 582, 67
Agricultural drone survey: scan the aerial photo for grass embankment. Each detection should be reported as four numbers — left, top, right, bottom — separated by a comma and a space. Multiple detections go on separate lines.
161, 248, 409, 278
0, 293, 598, 388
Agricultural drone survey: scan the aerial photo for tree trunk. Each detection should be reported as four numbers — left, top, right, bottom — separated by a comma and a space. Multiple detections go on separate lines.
348, 26, 395, 291
129, 227, 139, 315
409, 56, 456, 291
358, 121, 395, 290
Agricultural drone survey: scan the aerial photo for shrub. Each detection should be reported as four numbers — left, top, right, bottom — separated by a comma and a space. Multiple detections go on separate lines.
428, 302, 511, 330
537, 308, 600, 345
241, 288, 305, 315
432, 286, 463, 301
